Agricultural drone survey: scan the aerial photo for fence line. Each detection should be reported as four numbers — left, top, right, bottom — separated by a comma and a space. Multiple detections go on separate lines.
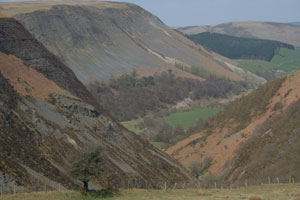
0, 176, 299, 196
0, 183, 66, 196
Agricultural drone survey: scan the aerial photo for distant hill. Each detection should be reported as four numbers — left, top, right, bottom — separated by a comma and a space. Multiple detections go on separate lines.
288, 22, 300, 26
167, 69, 300, 187
187, 32, 294, 61
177, 21, 300, 47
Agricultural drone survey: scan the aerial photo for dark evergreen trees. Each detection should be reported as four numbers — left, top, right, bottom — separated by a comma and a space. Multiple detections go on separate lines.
188, 32, 294, 61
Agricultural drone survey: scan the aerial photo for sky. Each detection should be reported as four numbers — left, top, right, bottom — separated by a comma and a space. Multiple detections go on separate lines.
0, 0, 299, 26
109, 0, 300, 27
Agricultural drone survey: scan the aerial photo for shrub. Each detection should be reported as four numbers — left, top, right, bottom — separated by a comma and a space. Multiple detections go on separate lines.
188, 157, 212, 178
153, 121, 173, 143
273, 101, 284, 111
70, 148, 105, 195
143, 115, 156, 128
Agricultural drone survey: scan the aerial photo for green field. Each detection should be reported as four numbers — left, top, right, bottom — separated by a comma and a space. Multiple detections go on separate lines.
165, 107, 223, 130
237, 48, 300, 77
2, 184, 300, 200
121, 118, 144, 133
150, 141, 165, 149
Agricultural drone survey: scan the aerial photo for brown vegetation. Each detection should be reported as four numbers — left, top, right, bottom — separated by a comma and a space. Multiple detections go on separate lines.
167, 69, 300, 186
0, 52, 64, 99
135, 66, 204, 81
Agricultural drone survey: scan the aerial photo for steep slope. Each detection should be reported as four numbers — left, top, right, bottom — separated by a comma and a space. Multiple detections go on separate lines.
0, 11, 8, 18
167, 69, 300, 187
177, 21, 300, 47
0, 16, 195, 190
0, 1, 243, 85
0, 15, 98, 109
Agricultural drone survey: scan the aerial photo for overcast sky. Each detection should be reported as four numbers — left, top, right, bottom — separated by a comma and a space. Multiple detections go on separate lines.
0, 0, 299, 27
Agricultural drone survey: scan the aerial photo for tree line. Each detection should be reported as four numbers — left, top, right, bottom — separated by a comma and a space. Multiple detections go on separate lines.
88, 70, 249, 121
188, 32, 294, 61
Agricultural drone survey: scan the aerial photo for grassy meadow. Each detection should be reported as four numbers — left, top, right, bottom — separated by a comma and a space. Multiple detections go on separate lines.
237, 48, 300, 77
165, 107, 223, 130
121, 118, 144, 133
1, 184, 300, 200
121, 107, 223, 149
150, 141, 165, 149
121, 107, 223, 133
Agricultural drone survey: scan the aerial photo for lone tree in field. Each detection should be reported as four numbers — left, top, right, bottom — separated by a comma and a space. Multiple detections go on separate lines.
70, 149, 104, 194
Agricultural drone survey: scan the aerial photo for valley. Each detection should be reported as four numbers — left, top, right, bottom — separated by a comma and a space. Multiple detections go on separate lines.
122, 106, 224, 149
165, 107, 223, 130
0, 0, 300, 198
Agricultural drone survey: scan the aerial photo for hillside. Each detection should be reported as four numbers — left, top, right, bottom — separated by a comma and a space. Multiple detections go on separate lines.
0, 1, 252, 86
0, 15, 195, 191
187, 32, 294, 61
177, 21, 300, 47
237, 47, 300, 80
167, 69, 300, 187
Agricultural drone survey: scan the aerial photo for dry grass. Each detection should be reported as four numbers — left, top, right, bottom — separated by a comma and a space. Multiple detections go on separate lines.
0, 1, 127, 16
1, 183, 300, 200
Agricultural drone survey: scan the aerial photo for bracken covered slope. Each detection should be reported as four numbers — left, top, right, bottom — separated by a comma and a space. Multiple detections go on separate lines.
0, 1, 247, 85
0, 16, 195, 190
177, 21, 300, 47
167, 69, 300, 187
